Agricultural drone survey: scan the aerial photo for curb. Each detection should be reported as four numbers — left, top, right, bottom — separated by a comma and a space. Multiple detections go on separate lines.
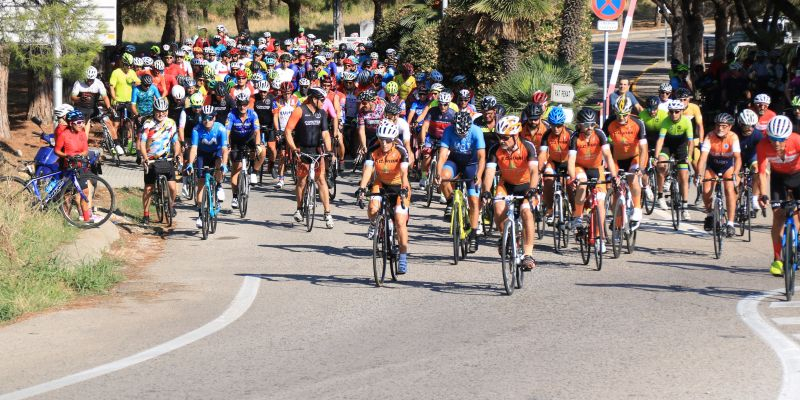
56, 222, 120, 266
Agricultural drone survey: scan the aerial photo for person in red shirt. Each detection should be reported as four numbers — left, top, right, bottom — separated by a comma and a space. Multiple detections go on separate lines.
752, 93, 777, 131
54, 110, 95, 222
151, 60, 177, 97
757, 116, 800, 276
163, 51, 184, 81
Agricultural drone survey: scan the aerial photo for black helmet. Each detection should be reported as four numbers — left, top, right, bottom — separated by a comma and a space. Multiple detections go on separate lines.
496, 104, 507, 118
576, 107, 598, 124
141, 74, 153, 86
714, 112, 735, 125
385, 102, 401, 115
646, 96, 659, 111
215, 82, 228, 97
675, 87, 692, 99
522, 103, 544, 121
481, 95, 497, 111
358, 89, 376, 102
454, 111, 472, 137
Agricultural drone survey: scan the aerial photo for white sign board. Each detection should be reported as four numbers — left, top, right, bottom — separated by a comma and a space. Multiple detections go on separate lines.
0, 0, 116, 46
597, 20, 619, 31
551, 83, 575, 104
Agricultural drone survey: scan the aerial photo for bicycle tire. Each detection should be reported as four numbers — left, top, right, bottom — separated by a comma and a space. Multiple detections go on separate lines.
161, 176, 173, 227
535, 204, 545, 240
328, 161, 337, 201
593, 210, 603, 271
238, 172, 248, 218
740, 187, 752, 242
644, 170, 656, 215
553, 194, 563, 253
611, 200, 623, 259
481, 203, 493, 236
201, 188, 210, 240
372, 214, 387, 286
713, 197, 723, 259
626, 229, 636, 254
305, 181, 316, 232
389, 220, 398, 282
500, 221, 515, 295
670, 180, 680, 230
452, 206, 460, 265
155, 176, 165, 223
561, 195, 571, 248
0, 176, 37, 206
784, 226, 796, 301
425, 159, 436, 208
460, 202, 469, 260
209, 183, 218, 234
58, 174, 116, 229
515, 225, 524, 289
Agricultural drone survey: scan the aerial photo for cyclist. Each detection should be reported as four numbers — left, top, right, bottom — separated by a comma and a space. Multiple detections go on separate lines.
272, 80, 300, 189
226, 93, 265, 209
284, 87, 335, 229
639, 96, 668, 202
482, 115, 539, 270
606, 97, 648, 227
54, 103, 74, 140
456, 89, 476, 117
394, 63, 416, 103
383, 81, 406, 118
109, 53, 140, 146
54, 110, 96, 222
295, 78, 311, 102
656, 83, 673, 111
355, 121, 411, 274
385, 102, 413, 165
520, 102, 548, 148
436, 111, 486, 251
696, 113, 741, 236
187, 105, 230, 229
756, 116, 800, 276
357, 89, 386, 153
253, 80, 277, 176
654, 99, 693, 221
321, 75, 346, 170
138, 97, 181, 224
209, 81, 233, 125
752, 93, 777, 131
131, 74, 161, 124
568, 108, 619, 253
676, 88, 704, 172
71, 66, 120, 153
474, 95, 501, 152
737, 109, 765, 217
419, 91, 456, 193
538, 106, 574, 224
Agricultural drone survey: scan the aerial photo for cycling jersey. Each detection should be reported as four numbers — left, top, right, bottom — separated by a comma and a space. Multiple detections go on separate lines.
428, 100, 459, 112
424, 106, 455, 140
365, 143, 409, 186
701, 132, 740, 173
408, 99, 428, 128
109, 68, 140, 104
140, 117, 178, 159
385, 95, 407, 117
358, 98, 387, 142
167, 105, 186, 132
71, 79, 107, 110
486, 140, 537, 185
607, 117, 647, 160
754, 108, 777, 131
569, 129, 610, 169
736, 128, 764, 165
639, 109, 669, 136
343, 90, 359, 120
394, 75, 416, 101
521, 121, 549, 148
286, 103, 329, 152
659, 117, 694, 140
474, 115, 498, 150
253, 96, 274, 130
210, 96, 232, 125
192, 121, 228, 155
540, 126, 574, 163
273, 95, 301, 132
441, 124, 485, 165
225, 109, 260, 143
757, 133, 800, 175
131, 85, 161, 117
392, 117, 412, 143
683, 103, 703, 127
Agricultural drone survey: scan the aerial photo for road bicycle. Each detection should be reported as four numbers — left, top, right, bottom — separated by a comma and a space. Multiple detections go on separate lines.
297, 152, 329, 232
543, 172, 571, 254
533, 181, 546, 241
735, 168, 754, 242
658, 157, 683, 230
498, 194, 533, 295
609, 172, 637, 258
198, 166, 220, 240
236, 150, 254, 218
325, 150, 338, 201
1, 156, 115, 228
116, 105, 138, 156
642, 153, 657, 215
703, 173, 735, 259
424, 139, 441, 208
146, 158, 174, 227
358, 188, 407, 286
778, 200, 800, 301
480, 175, 499, 236
181, 157, 196, 202
94, 110, 121, 167
576, 178, 610, 271
443, 178, 474, 265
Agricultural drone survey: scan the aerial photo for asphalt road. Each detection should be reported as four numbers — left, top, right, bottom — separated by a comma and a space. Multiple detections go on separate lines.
0, 31, 795, 399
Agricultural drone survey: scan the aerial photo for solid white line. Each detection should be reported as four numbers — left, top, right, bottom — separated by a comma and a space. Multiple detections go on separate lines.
770, 301, 800, 308
0, 276, 261, 400
772, 317, 800, 326
737, 289, 800, 400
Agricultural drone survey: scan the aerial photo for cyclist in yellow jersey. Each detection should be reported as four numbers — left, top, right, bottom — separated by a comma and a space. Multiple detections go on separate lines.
676, 88, 704, 172
109, 53, 141, 138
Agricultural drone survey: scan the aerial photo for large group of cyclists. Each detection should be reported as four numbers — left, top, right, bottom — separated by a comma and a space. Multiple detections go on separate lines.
12, 24, 800, 296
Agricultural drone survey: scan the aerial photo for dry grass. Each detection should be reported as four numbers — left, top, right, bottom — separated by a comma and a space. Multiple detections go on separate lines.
123, 3, 374, 45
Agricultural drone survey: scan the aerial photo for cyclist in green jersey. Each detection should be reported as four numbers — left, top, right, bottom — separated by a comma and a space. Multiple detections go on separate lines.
653, 99, 694, 220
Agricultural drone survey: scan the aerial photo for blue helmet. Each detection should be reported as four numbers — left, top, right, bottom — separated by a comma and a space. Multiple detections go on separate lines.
357, 70, 371, 86
429, 70, 443, 83
65, 110, 85, 123
548, 106, 566, 125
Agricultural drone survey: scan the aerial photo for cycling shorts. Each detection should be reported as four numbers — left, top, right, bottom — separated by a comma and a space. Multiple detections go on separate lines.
230, 139, 256, 162
195, 150, 221, 173
575, 167, 606, 193
442, 159, 479, 197
770, 171, 800, 208
495, 182, 533, 211
616, 157, 639, 173
144, 158, 175, 185
370, 182, 410, 217
113, 102, 133, 122
660, 137, 689, 169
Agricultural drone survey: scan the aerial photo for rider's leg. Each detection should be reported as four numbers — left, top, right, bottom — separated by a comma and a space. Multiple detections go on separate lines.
521, 204, 535, 256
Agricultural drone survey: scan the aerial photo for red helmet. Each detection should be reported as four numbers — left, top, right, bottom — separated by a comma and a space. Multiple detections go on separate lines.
342, 58, 354, 66
280, 81, 294, 93
229, 48, 240, 55
531, 90, 548, 105
235, 69, 247, 79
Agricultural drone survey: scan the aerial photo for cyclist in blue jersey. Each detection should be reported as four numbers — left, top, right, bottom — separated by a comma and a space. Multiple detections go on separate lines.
188, 106, 230, 228
736, 109, 765, 217
131, 74, 161, 123
435, 111, 486, 252
226, 92, 264, 209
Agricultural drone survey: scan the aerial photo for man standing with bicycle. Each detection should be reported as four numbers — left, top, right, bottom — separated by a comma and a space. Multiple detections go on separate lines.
355, 121, 411, 274
226, 93, 265, 209
757, 116, 800, 276
482, 115, 540, 270
697, 113, 741, 236
285, 87, 335, 229
109, 54, 140, 154
71, 66, 121, 155
139, 97, 181, 224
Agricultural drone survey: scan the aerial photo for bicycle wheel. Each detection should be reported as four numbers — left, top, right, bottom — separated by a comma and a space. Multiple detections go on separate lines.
644, 170, 656, 215
183, 170, 196, 201
58, 174, 115, 229
460, 203, 469, 260
561, 195, 571, 248
626, 229, 637, 254
161, 177, 173, 227
515, 227, 524, 289
0, 176, 38, 207
739, 188, 752, 242
535, 204, 545, 240
209, 184, 218, 234
670, 180, 680, 230
327, 161, 337, 201
305, 181, 316, 232
201, 188, 210, 240
481, 203, 493, 237
611, 200, 623, 259
238, 172, 249, 218
713, 198, 723, 259
155, 178, 165, 223
389, 222, 398, 282
452, 205, 460, 265
425, 159, 436, 208
593, 210, 603, 271
553, 194, 563, 253
372, 214, 387, 286
783, 226, 796, 301
500, 221, 515, 295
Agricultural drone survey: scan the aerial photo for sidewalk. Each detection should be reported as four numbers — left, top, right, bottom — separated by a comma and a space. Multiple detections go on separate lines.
101, 155, 143, 188
631, 60, 671, 101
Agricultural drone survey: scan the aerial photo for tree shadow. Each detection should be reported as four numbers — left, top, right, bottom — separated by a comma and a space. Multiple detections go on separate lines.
574, 282, 763, 300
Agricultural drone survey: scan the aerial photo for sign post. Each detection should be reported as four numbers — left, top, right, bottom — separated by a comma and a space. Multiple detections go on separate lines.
592, 0, 625, 125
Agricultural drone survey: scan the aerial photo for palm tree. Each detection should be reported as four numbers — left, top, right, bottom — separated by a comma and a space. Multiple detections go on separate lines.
468, 0, 553, 73
557, 0, 588, 66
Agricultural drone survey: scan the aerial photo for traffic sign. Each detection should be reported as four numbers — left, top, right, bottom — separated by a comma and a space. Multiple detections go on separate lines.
551, 83, 575, 104
592, 0, 625, 21
597, 20, 619, 31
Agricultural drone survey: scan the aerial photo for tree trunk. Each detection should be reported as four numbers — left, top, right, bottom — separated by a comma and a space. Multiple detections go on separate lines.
161, 0, 179, 44
712, 1, 731, 61
283, 0, 301, 37
269, 0, 276, 14
117, 1, 124, 46
667, 1, 686, 64
333, 0, 345, 40
557, 0, 586, 67
27, 75, 54, 123
500, 39, 520, 74
203, 8, 208, 20
234, 0, 249, 33
372, 0, 384, 28
178, 2, 190, 43
0, 46, 10, 140
683, 0, 705, 67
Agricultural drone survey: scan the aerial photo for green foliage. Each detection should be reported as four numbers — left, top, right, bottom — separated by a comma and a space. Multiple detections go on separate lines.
3, 0, 104, 81
488, 54, 598, 113
371, 2, 440, 72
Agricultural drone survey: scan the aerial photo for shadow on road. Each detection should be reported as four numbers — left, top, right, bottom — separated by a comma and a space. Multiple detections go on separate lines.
574, 282, 763, 300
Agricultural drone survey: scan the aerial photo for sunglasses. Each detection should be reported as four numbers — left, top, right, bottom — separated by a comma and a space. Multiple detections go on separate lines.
669, 110, 682, 114
378, 138, 394, 143
72, 120, 85, 125
201, 116, 215, 121
577, 123, 595, 130
497, 135, 513, 141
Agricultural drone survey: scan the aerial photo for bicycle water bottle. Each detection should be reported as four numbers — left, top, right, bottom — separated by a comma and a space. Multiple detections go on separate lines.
45, 179, 58, 195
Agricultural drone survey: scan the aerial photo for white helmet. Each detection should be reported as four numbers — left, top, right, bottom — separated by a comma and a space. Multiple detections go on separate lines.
666, 99, 685, 111
171, 85, 186, 100
754, 93, 771, 105
299, 78, 310, 86
142, 57, 154, 67
86, 66, 98, 80
376, 119, 399, 140
133, 57, 144, 67
497, 115, 522, 136
767, 115, 793, 141
659, 83, 673, 92
430, 83, 445, 92
271, 79, 282, 90
438, 91, 453, 104
738, 109, 758, 126
54, 103, 74, 119
216, 24, 226, 32
255, 80, 269, 92
153, 59, 165, 71
153, 96, 170, 112
263, 31, 271, 38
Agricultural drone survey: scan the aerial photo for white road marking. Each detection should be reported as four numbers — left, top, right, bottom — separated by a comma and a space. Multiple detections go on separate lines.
770, 301, 800, 308
738, 289, 800, 400
0, 276, 261, 400
772, 317, 800, 326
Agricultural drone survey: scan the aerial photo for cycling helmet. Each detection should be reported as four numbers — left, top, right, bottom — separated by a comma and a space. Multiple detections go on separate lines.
189, 93, 205, 107
190, 58, 204, 66
133, 57, 144, 67
481, 95, 498, 111
142, 57, 153, 67
675, 88, 691, 99
358, 89, 376, 102
714, 113, 735, 125
54, 103, 74, 119
171, 85, 185, 100
299, 78, 310, 87
124, 44, 136, 54
308, 87, 327, 100
310, 57, 321, 67
496, 104, 507, 118
324, 52, 334, 59
283, 39, 292, 46
646, 96, 659, 111
430, 83, 445, 93
342, 71, 357, 82
215, 82, 227, 97
153, 97, 169, 111
792, 96, 800, 108
452, 74, 466, 84
265, 57, 276, 66
613, 96, 632, 115
497, 115, 521, 136
438, 91, 453, 104
429, 70, 443, 83
754, 93, 771, 104
280, 81, 294, 93
737, 109, 758, 126
266, 70, 279, 81
385, 102, 401, 115
65, 110, 84, 123
153, 60, 165, 71
370, 52, 379, 60
576, 107, 598, 124
547, 106, 566, 125
376, 119, 399, 140
676, 64, 690, 72
320, 75, 333, 85
658, 82, 673, 92
767, 115, 793, 141
229, 47, 240, 56
384, 81, 399, 95
141, 74, 153, 85
271, 79, 283, 90
203, 47, 215, 55
414, 72, 426, 82
523, 103, 544, 121
181, 77, 196, 88
457, 89, 470, 101
216, 24, 225, 32
86, 66, 98, 80
121, 53, 134, 66
235, 69, 247, 79
666, 99, 685, 111
531, 90, 548, 105
255, 80, 269, 92
357, 70, 371, 86
251, 73, 263, 83
342, 57, 355, 66
235, 92, 250, 105
206, 80, 217, 90
454, 111, 472, 137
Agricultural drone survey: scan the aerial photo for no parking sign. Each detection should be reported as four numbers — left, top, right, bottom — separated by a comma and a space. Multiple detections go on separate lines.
592, 0, 625, 21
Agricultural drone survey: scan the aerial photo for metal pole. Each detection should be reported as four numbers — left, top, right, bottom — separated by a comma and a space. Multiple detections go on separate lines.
663, 15, 668, 63
333, 0, 340, 41
442, 0, 448, 15
603, 31, 609, 125
53, 23, 63, 113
